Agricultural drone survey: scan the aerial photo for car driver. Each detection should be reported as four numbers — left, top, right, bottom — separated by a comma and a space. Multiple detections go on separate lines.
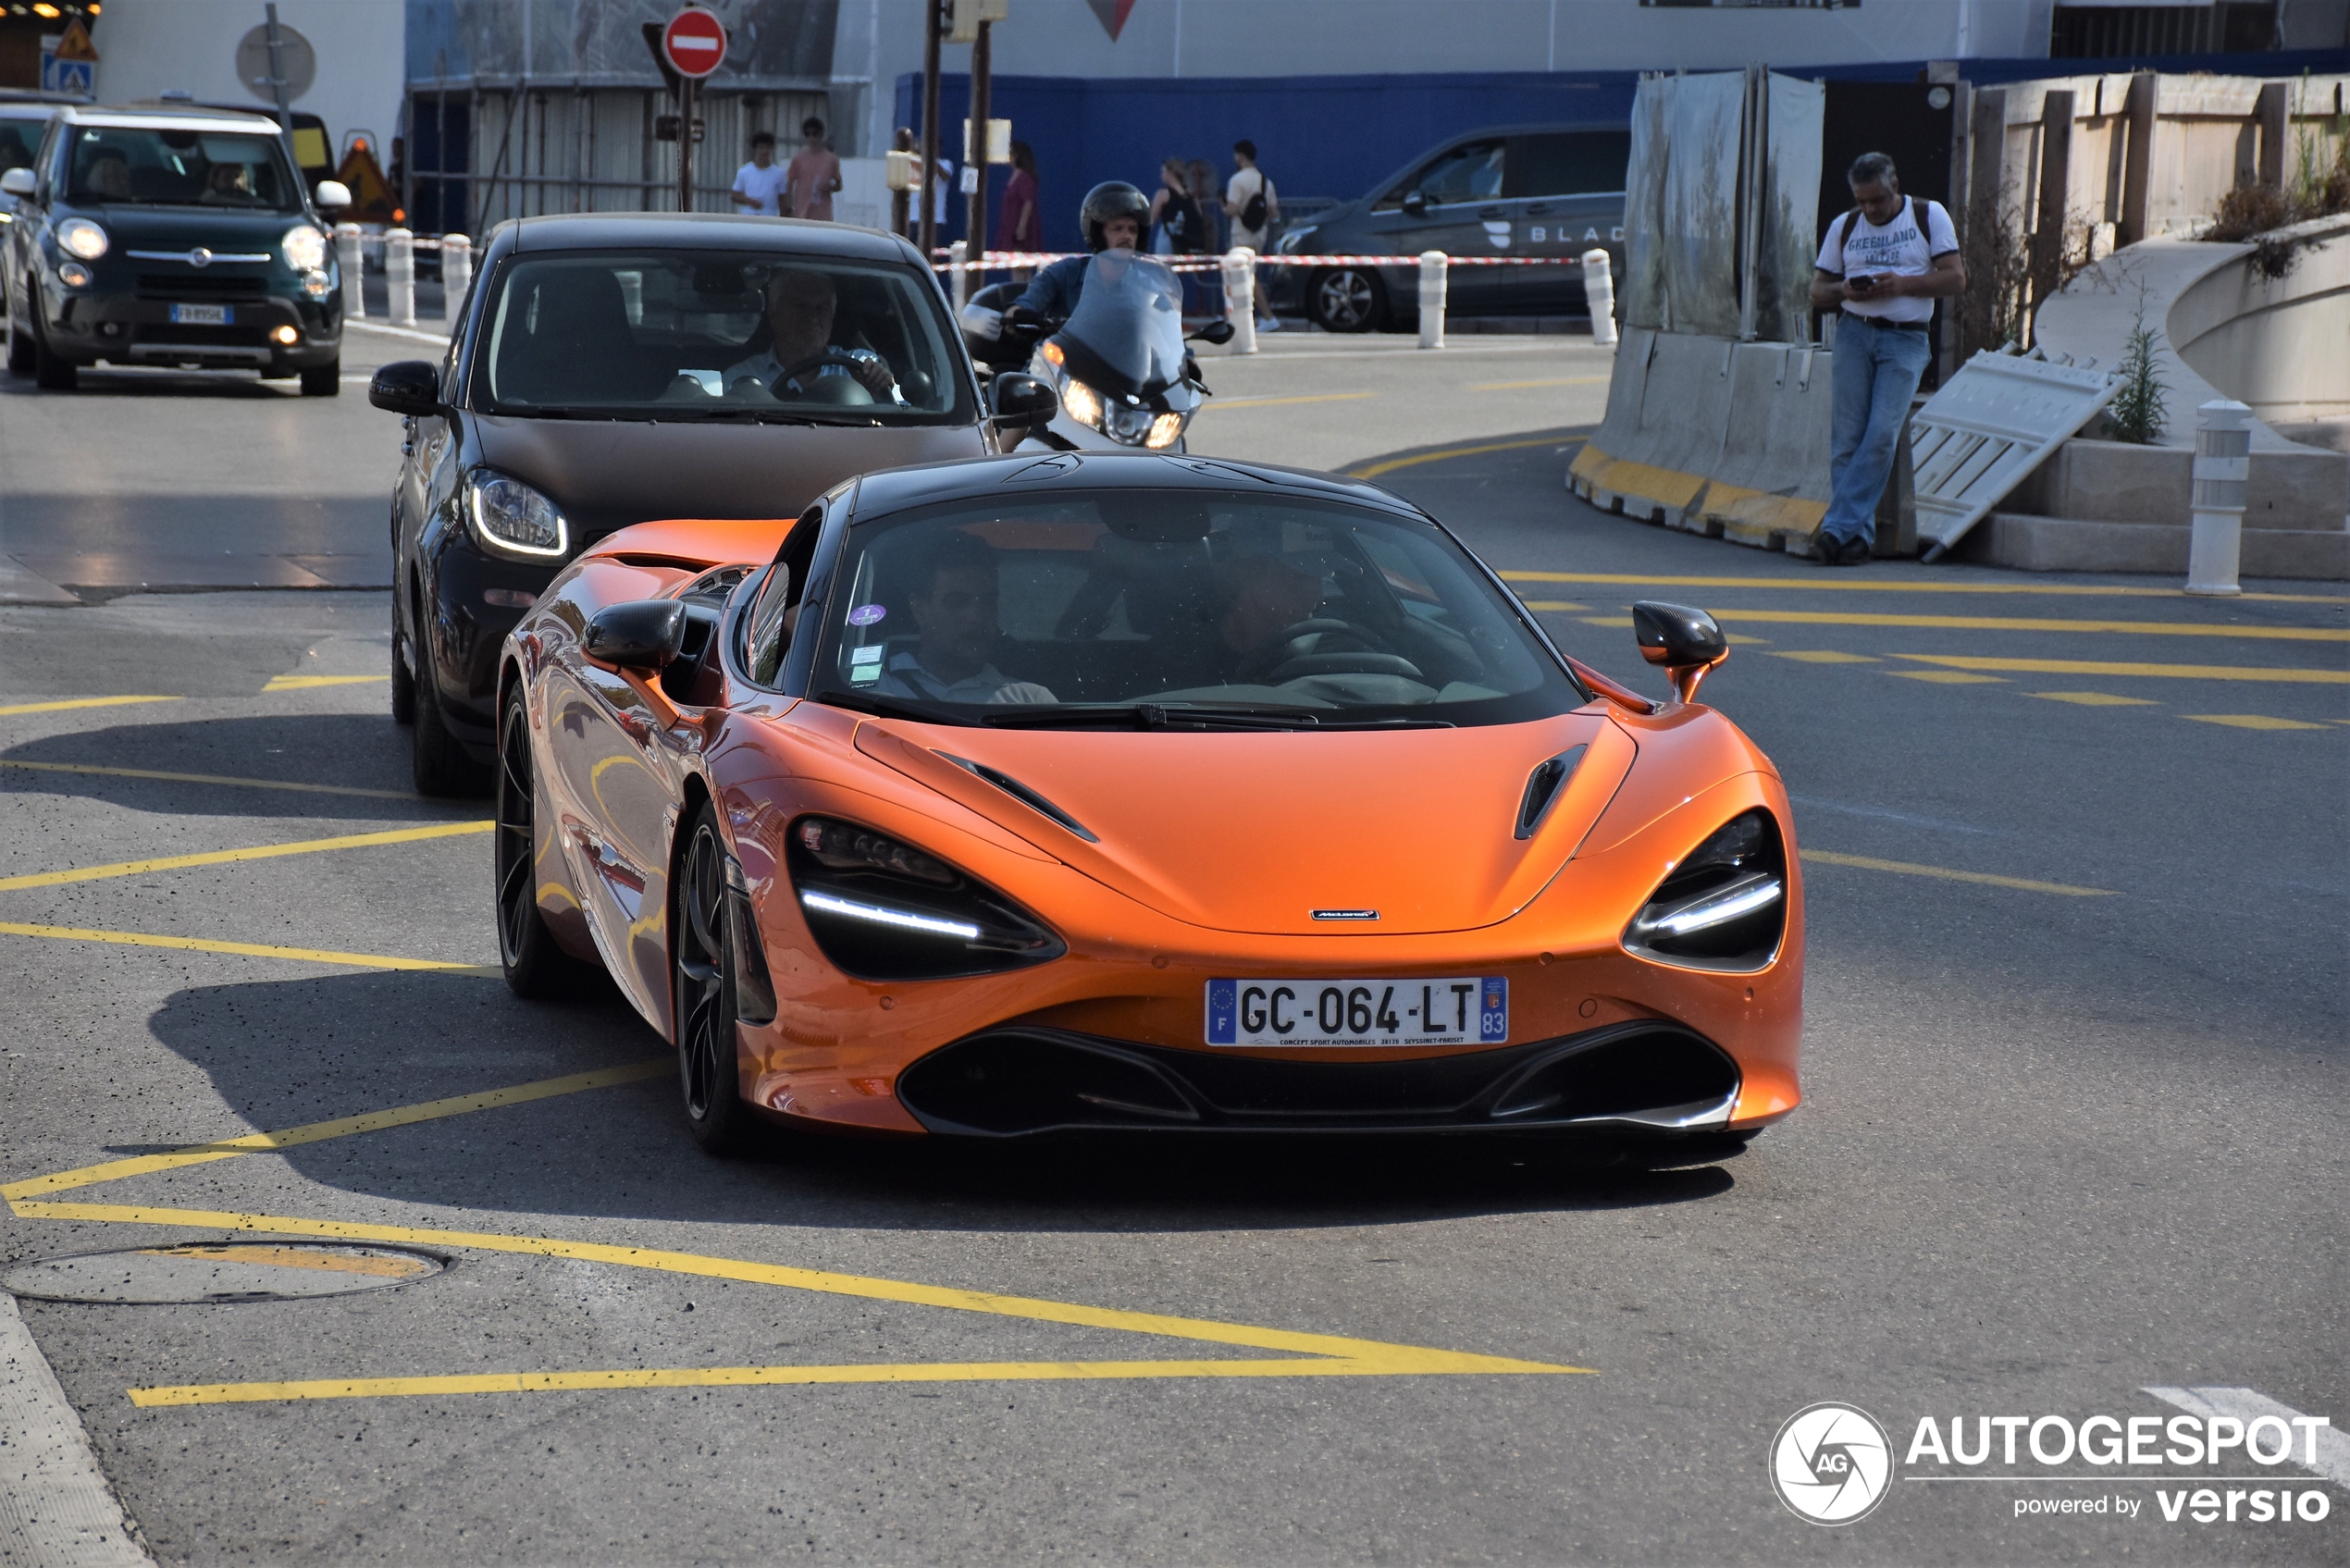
869, 537, 1058, 706
1208, 554, 1325, 681
724, 268, 900, 402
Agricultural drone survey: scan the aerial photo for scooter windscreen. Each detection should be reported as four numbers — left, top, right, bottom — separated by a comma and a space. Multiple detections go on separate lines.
1059, 250, 1189, 399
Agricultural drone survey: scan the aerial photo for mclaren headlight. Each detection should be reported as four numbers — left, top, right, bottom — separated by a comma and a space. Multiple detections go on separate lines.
280, 223, 328, 272
1623, 809, 1787, 971
463, 470, 569, 560
56, 216, 107, 260
788, 815, 1064, 982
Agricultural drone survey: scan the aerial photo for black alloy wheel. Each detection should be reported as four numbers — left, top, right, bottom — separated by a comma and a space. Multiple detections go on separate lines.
1308, 266, 1386, 333
410, 641, 491, 797
674, 803, 755, 1154
494, 684, 584, 998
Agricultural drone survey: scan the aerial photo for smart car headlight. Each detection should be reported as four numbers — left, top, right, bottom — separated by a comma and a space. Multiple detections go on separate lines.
280, 223, 328, 272
1623, 809, 1787, 971
787, 814, 1063, 982
56, 217, 107, 260
464, 470, 569, 560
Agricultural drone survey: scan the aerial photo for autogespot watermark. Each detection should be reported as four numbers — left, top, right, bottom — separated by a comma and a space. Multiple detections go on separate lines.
1773, 1401, 2339, 1528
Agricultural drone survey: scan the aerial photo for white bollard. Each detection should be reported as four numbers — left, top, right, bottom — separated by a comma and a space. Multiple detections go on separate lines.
1581, 247, 1617, 348
439, 234, 473, 321
949, 240, 969, 313
2185, 398, 2252, 596
386, 228, 415, 327
1221, 248, 1257, 355
1417, 250, 1446, 350
335, 223, 365, 318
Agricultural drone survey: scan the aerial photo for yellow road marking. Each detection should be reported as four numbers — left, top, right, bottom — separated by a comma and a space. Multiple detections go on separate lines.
1, 1061, 670, 1202
1889, 671, 2005, 685
141, 1243, 433, 1279
1772, 650, 1879, 663
1802, 850, 2114, 897
1892, 655, 2349, 684
1470, 376, 1611, 391
2183, 714, 2330, 731
2028, 692, 2159, 707
1349, 435, 1585, 480
0, 696, 183, 718
129, 1354, 1554, 1408
263, 674, 390, 692
0, 820, 492, 893
0, 759, 416, 800
1197, 391, 1378, 411
1707, 609, 2350, 641
0, 920, 501, 978
1520, 600, 1589, 611
1499, 572, 2350, 604
1580, 616, 1634, 628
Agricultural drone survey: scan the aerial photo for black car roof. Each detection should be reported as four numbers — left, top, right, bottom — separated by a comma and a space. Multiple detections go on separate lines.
507, 211, 922, 266
847, 451, 1427, 522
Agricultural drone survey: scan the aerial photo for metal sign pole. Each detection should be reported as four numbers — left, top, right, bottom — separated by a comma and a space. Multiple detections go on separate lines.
919, 0, 943, 266
966, 19, 992, 270
678, 74, 695, 213
263, 4, 299, 180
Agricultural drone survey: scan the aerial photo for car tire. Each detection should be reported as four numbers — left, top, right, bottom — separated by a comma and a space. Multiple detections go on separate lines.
6, 300, 32, 378
1308, 266, 1386, 333
31, 312, 75, 390
300, 358, 340, 397
495, 683, 587, 999
389, 622, 415, 724
410, 642, 491, 797
674, 802, 757, 1155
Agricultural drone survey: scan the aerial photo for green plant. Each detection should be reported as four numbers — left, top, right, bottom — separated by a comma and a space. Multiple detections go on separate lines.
2106, 286, 2169, 447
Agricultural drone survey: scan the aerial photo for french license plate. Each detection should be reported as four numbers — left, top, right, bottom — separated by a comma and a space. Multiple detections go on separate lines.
169, 303, 231, 326
1206, 977, 1506, 1047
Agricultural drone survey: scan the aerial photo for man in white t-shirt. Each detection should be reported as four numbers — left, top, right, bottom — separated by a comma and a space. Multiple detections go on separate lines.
1223, 140, 1280, 329
730, 132, 789, 216
1806, 151, 1967, 565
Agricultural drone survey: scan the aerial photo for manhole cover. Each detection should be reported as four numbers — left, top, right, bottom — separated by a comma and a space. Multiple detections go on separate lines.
3, 1242, 446, 1303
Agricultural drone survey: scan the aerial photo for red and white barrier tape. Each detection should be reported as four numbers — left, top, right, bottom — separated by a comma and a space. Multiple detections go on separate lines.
931, 249, 1587, 272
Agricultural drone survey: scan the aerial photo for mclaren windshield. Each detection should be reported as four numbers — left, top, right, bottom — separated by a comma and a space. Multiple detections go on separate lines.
1058, 250, 1188, 398
800, 488, 1584, 729
475, 250, 971, 425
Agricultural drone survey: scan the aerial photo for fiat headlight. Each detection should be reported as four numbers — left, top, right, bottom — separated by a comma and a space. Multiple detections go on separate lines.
281, 223, 328, 272
56, 217, 107, 260
464, 470, 568, 560
1061, 377, 1103, 430
303, 267, 331, 299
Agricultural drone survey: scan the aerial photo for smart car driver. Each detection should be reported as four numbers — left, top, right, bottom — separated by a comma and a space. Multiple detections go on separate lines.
724, 268, 901, 402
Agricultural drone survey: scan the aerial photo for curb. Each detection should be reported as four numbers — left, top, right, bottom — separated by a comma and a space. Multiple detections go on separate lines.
0, 1290, 152, 1567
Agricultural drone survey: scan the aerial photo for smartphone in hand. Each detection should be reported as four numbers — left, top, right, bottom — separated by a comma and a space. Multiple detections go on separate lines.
1846, 273, 1878, 295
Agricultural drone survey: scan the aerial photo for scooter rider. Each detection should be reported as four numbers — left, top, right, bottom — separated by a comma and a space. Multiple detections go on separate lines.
1013, 180, 1152, 322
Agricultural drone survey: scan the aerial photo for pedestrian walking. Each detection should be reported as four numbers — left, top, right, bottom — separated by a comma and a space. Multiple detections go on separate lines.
1806, 151, 1965, 565
784, 117, 843, 222
1150, 157, 1207, 256
729, 131, 789, 216
1223, 139, 1280, 330
1187, 158, 1222, 255
996, 140, 1043, 271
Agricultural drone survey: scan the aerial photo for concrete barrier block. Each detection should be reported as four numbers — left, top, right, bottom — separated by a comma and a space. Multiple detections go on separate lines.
2010, 438, 2349, 529
1979, 512, 2350, 578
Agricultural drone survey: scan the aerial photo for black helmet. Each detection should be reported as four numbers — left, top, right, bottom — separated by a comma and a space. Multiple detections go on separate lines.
1078, 181, 1150, 253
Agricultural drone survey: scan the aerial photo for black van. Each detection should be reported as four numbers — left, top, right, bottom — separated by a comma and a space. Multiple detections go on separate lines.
2, 102, 349, 391
1270, 122, 1629, 332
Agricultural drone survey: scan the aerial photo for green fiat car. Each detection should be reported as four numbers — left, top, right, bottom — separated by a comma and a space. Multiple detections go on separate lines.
2, 102, 349, 393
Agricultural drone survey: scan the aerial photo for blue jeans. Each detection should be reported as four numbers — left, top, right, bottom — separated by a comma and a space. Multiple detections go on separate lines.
1824, 315, 1933, 546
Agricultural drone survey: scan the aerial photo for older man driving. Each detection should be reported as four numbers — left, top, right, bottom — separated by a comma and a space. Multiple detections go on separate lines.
724, 268, 899, 402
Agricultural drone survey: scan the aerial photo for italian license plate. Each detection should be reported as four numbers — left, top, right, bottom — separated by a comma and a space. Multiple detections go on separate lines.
1206, 977, 1506, 1047
169, 303, 231, 326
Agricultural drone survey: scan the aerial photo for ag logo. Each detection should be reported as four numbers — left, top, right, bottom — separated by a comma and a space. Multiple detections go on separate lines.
1771, 1402, 1894, 1525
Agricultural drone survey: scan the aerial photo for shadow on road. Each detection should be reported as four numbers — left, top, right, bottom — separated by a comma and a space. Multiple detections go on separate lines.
2, 713, 442, 821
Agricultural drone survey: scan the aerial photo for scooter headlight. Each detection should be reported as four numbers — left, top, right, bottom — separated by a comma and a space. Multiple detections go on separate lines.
1101, 401, 1156, 446
1144, 412, 1185, 449
1061, 377, 1104, 430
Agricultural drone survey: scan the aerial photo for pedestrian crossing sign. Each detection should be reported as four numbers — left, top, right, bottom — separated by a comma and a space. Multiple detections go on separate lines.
42, 19, 99, 98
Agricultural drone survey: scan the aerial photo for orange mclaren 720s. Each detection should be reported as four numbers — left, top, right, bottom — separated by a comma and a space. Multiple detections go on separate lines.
495, 452, 1801, 1151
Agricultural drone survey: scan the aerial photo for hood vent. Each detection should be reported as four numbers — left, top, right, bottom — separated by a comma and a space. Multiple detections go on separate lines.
938, 753, 1099, 843
1515, 745, 1588, 840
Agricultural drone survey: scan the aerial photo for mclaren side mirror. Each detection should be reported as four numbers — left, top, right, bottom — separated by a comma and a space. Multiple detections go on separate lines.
990, 371, 1058, 428
367, 360, 442, 417
1632, 601, 1730, 704
585, 600, 687, 672
1401, 190, 1429, 217
1188, 320, 1235, 345
0, 167, 36, 200
314, 179, 352, 211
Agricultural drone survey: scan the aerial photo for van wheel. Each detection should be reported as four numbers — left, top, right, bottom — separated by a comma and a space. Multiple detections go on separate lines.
1308, 267, 1386, 333
32, 315, 75, 389
300, 359, 340, 396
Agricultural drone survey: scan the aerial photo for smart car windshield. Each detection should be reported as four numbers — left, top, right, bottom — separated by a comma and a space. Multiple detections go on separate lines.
806, 489, 1582, 728
476, 250, 968, 424
65, 126, 300, 210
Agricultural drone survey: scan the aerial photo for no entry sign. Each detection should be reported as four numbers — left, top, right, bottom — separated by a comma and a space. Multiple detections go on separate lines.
662, 8, 727, 80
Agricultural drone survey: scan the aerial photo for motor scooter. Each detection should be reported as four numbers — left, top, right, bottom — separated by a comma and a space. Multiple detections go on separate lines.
960, 250, 1231, 453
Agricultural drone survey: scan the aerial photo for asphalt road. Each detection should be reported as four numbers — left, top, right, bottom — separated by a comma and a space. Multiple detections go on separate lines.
0, 326, 2344, 1567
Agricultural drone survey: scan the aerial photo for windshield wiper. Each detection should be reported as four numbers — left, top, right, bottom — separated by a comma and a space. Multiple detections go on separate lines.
645, 406, 822, 426
813, 688, 966, 725
983, 703, 1450, 732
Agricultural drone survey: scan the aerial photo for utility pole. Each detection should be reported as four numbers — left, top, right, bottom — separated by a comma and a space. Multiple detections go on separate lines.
678, 73, 695, 213
965, 18, 992, 265
918, 0, 943, 265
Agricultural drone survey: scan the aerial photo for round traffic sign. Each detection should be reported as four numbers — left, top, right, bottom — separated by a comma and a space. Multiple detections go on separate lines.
233, 22, 316, 105
662, 8, 728, 80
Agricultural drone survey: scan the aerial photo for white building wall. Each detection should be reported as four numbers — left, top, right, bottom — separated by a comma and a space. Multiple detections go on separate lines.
93, 0, 404, 155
